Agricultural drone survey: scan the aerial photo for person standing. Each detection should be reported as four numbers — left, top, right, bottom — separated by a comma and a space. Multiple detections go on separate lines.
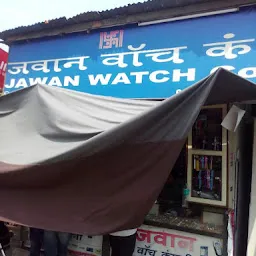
29, 228, 44, 256
44, 230, 71, 256
109, 228, 137, 256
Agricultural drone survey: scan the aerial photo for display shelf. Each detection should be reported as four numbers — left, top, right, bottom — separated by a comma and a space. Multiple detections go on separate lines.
187, 105, 227, 207
145, 214, 224, 238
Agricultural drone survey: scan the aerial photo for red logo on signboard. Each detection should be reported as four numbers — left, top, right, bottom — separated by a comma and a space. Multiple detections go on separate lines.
99, 30, 124, 49
0, 48, 8, 95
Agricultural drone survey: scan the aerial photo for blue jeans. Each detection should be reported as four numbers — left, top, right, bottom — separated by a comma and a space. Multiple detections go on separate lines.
44, 231, 71, 256
29, 228, 44, 256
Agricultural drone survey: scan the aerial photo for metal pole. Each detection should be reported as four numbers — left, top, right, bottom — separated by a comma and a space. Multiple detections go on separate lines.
234, 106, 253, 256
0, 243, 6, 256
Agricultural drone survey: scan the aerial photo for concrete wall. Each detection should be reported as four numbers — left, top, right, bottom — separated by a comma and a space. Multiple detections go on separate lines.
228, 130, 238, 210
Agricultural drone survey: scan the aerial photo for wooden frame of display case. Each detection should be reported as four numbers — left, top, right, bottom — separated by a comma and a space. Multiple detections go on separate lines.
187, 104, 227, 207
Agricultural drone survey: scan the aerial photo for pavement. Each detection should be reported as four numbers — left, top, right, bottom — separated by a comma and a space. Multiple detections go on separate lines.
12, 248, 29, 256
7, 224, 29, 256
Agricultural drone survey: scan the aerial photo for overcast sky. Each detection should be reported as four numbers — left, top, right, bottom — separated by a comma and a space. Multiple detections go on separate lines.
0, 0, 145, 51
0, 0, 145, 32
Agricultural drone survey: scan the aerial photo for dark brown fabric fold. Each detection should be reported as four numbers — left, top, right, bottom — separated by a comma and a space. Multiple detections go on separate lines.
0, 69, 256, 235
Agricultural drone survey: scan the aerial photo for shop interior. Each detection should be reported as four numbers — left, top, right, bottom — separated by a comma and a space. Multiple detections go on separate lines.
145, 104, 230, 238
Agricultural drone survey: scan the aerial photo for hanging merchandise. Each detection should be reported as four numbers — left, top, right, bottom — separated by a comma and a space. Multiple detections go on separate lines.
182, 183, 190, 208
196, 156, 200, 171
193, 155, 200, 171
195, 115, 208, 149
195, 119, 203, 136
199, 156, 205, 190
213, 137, 221, 151
200, 156, 205, 169
206, 169, 211, 190
198, 170, 202, 191
202, 136, 207, 149
213, 241, 222, 256
200, 246, 209, 256
205, 156, 209, 170
210, 157, 214, 191
204, 156, 210, 189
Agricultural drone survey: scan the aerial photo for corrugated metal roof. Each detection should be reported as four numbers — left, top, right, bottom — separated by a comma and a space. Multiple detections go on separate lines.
0, 0, 207, 40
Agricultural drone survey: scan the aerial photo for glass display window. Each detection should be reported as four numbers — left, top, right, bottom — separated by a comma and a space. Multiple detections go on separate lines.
187, 105, 227, 206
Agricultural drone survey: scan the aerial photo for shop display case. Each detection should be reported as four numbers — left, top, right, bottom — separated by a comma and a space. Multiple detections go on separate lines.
187, 105, 227, 206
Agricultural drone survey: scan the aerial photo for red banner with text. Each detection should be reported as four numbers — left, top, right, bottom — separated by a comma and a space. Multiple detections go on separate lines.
0, 48, 8, 95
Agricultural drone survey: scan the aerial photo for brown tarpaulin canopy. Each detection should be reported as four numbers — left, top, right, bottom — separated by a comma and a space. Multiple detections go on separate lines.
0, 69, 255, 235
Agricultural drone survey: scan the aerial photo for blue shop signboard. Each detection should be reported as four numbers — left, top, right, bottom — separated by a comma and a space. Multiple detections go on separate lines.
4, 9, 256, 98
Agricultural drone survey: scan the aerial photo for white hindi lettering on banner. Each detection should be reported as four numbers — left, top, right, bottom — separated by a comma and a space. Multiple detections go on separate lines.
127, 44, 144, 67
6, 32, 256, 91
0, 61, 7, 76
8, 62, 29, 75
145, 46, 187, 64
203, 33, 255, 59
100, 44, 187, 68
62, 56, 89, 70
8, 56, 90, 75
30, 60, 51, 73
